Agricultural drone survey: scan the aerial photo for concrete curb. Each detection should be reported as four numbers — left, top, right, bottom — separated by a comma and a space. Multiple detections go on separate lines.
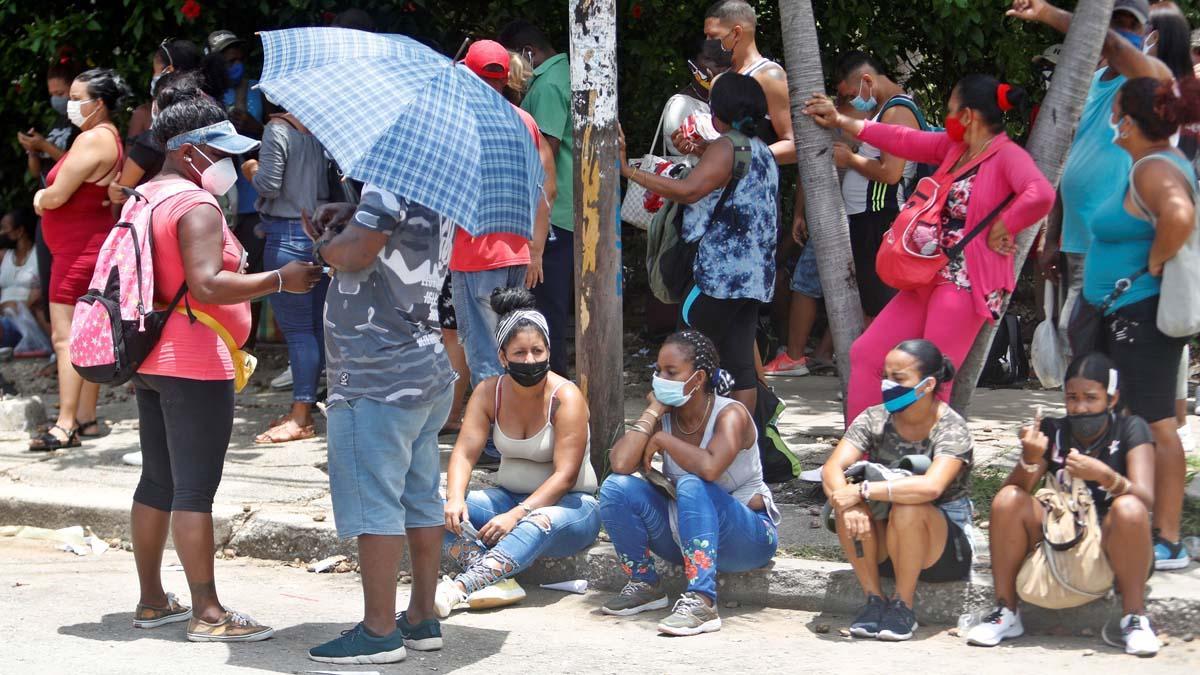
2, 488, 1196, 636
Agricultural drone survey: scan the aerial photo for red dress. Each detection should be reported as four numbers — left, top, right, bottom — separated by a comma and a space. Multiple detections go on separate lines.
41, 126, 123, 305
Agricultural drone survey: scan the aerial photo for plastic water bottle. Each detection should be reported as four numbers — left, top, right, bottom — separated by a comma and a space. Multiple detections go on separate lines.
957, 612, 977, 637
1183, 536, 1200, 561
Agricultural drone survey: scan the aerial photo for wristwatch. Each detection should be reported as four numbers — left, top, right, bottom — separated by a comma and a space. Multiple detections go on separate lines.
313, 237, 330, 267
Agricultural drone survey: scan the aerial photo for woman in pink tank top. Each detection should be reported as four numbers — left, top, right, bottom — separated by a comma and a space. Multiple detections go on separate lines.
30, 69, 128, 451
122, 82, 322, 643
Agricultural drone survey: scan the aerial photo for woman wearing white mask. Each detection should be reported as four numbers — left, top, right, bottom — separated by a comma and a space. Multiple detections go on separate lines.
599, 330, 780, 637
30, 68, 129, 450
122, 86, 321, 643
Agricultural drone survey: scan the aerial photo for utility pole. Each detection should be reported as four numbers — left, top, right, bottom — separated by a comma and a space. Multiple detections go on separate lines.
570, 0, 622, 475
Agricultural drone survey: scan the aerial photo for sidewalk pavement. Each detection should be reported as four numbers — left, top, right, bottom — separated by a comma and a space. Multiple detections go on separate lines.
1, 372, 1197, 634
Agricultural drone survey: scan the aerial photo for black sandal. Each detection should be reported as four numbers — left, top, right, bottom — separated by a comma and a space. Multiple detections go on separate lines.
75, 419, 103, 438
28, 425, 81, 452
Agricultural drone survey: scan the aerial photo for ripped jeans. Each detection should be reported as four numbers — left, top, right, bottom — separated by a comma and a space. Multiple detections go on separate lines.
443, 487, 600, 594
599, 473, 778, 602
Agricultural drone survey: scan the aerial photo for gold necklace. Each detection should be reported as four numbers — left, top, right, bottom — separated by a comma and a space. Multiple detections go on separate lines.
675, 394, 714, 436
956, 136, 995, 169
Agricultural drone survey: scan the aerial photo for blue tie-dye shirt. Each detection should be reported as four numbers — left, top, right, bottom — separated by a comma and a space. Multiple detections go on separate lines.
682, 137, 778, 303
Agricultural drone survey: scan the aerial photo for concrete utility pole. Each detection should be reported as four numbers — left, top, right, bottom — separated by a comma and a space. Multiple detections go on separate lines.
569, 0, 622, 475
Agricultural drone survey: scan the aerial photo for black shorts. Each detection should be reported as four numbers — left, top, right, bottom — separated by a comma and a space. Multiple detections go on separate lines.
680, 287, 760, 391
1102, 296, 1185, 423
848, 210, 898, 316
879, 507, 972, 583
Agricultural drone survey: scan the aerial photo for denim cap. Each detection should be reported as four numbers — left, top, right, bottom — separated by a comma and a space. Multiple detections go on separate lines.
165, 120, 260, 154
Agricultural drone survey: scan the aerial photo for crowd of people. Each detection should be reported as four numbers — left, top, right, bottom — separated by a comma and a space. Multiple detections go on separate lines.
2, 0, 1198, 666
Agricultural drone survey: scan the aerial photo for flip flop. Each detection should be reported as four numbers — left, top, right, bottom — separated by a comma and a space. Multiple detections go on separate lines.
254, 422, 316, 445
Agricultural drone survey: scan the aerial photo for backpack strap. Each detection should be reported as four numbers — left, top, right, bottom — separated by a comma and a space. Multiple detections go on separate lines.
878, 95, 929, 131
707, 130, 753, 229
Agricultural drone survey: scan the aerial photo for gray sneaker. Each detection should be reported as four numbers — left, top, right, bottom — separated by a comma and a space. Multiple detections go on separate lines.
601, 580, 669, 617
656, 592, 721, 636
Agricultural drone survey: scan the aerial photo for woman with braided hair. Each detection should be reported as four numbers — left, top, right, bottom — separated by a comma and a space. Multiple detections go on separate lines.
435, 287, 599, 629
599, 330, 781, 636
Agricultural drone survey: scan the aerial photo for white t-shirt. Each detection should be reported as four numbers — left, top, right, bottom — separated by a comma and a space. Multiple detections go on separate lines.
841, 96, 919, 216
0, 250, 39, 305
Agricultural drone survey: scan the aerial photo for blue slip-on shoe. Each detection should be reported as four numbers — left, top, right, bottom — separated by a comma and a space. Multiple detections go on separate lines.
308, 623, 407, 665
1153, 535, 1190, 571
397, 611, 443, 651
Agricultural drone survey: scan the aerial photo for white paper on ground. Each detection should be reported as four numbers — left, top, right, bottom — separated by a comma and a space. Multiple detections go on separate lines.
540, 579, 588, 594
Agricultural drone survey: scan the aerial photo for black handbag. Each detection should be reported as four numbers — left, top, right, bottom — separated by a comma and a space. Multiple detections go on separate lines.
1067, 269, 1146, 356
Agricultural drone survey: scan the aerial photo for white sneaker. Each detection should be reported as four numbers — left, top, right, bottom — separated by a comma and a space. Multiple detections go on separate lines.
270, 366, 293, 390
122, 452, 143, 467
433, 576, 468, 619
966, 606, 1024, 647
1121, 614, 1160, 657
465, 578, 526, 610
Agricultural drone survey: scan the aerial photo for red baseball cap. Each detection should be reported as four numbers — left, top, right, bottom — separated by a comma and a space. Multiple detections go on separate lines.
463, 40, 510, 80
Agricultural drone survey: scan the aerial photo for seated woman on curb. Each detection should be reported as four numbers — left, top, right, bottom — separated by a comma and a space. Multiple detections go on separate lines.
822, 339, 974, 642
599, 330, 781, 637
966, 353, 1160, 657
437, 288, 600, 621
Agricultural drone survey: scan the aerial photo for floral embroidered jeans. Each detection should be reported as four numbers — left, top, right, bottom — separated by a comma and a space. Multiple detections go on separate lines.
598, 473, 777, 602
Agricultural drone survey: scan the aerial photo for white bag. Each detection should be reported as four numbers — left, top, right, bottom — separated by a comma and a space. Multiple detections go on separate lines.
620, 101, 679, 230
1030, 283, 1067, 389
1129, 154, 1200, 338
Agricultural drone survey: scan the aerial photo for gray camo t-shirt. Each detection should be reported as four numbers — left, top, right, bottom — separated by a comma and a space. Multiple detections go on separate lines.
842, 404, 974, 504
324, 184, 456, 407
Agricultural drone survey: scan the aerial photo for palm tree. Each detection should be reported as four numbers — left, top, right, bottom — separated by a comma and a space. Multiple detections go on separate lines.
778, 0, 865, 396
951, 0, 1116, 413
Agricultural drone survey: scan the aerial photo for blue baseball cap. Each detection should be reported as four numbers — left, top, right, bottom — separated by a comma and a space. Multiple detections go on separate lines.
165, 120, 260, 154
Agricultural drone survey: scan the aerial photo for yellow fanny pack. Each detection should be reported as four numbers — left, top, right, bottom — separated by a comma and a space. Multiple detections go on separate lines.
174, 307, 257, 392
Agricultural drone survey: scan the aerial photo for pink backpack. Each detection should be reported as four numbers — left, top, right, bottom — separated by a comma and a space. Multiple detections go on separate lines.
69, 180, 204, 385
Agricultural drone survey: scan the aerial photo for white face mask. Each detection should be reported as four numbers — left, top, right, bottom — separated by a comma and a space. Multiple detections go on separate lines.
66, 98, 97, 128
188, 147, 238, 196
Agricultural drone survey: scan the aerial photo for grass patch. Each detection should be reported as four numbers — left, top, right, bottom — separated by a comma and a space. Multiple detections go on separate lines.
779, 544, 846, 563
969, 465, 1011, 525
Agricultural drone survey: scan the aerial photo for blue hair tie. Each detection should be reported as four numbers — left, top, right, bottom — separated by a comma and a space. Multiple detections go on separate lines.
731, 116, 755, 132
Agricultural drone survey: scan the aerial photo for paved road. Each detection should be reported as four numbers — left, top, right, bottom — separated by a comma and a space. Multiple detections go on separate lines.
1, 540, 1195, 674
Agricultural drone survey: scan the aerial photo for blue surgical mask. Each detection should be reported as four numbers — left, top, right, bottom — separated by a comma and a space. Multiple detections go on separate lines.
652, 372, 700, 407
226, 61, 245, 84
150, 73, 163, 97
1116, 30, 1144, 51
49, 95, 68, 116
850, 78, 877, 113
881, 377, 933, 414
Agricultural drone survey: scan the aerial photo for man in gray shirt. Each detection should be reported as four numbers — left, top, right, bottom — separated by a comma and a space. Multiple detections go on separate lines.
304, 184, 455, 664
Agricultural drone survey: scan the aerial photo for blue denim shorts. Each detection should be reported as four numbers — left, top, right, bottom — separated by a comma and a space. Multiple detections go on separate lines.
325, 388, 453, 538
790, 243, 822, 299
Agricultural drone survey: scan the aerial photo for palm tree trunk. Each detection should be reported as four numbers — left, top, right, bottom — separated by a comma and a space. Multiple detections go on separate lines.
778, 0, 865, 398
951, 0, 1115, 413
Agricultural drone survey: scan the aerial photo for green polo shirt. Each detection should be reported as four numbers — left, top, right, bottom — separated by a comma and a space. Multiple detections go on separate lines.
521, 53, 574, 231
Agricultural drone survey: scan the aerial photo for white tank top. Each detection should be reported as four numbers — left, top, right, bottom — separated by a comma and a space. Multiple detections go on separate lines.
0, 250, 39, 305
492, 377, 598, 494
662, 396, 782, 541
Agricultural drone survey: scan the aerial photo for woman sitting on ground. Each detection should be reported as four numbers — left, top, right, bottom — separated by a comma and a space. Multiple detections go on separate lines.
821, 339, 974, 642
966, 353, 1159, 657
599, 330, 780, 637
438, 288, 599, 619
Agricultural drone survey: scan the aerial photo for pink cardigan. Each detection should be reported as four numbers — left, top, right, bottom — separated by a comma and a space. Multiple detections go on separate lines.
858, 120, 1056, 320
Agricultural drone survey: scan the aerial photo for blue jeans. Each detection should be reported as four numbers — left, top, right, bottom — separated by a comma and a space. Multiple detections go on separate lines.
531, 225, 573, 376
325, 387, 453, 538
452, 265, 527, 387
599, 473, 778, 602
444, 487, 599, 593
261, 216, 330, 403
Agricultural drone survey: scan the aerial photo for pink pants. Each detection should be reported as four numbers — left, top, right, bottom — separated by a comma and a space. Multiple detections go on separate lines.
846, 283, 986, 424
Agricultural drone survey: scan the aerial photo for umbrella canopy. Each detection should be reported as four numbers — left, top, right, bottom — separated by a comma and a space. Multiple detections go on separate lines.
258, 27, 545, 238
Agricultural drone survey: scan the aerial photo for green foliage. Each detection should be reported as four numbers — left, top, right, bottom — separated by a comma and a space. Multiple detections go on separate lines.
4, 0, 1200, 212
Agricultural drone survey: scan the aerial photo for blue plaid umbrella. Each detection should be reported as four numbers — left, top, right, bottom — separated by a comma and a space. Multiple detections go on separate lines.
257, 27, 544, 237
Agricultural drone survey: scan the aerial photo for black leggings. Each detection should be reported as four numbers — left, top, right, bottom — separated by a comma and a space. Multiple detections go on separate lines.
681, 288, 761, 391
133, 374, 234, 513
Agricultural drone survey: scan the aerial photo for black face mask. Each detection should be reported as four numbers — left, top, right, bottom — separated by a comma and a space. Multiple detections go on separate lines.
507, 360, 551, 388
1068, 410, 1111, 443
0, 236, 15, 250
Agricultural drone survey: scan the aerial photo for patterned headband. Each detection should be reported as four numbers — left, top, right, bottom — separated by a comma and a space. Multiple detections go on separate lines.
495, 310, 550, 347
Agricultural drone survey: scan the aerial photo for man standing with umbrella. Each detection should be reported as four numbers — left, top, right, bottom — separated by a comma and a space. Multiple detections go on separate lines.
304, 190, 455, 664
500, 20, 574, 377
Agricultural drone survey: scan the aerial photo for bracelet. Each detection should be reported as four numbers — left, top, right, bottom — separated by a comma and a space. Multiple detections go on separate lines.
1019, 457, 1042, 473
638, 415, 658, 428
274, 269, 284, 294
518, 501, 533, 515
860, 480, 871, 502
630, 423, 652, 436
643, 408, 661, 420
